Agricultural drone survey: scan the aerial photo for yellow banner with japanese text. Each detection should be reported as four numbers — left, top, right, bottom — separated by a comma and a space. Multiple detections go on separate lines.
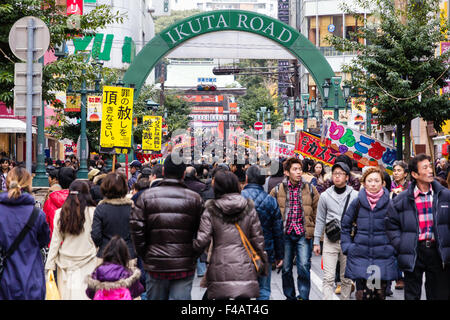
100, 86, 134, 151
142, 115, 162, 151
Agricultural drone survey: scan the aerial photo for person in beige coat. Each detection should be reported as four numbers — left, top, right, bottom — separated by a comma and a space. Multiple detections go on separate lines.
45, 180, 98, 300
193, 170, 268, 300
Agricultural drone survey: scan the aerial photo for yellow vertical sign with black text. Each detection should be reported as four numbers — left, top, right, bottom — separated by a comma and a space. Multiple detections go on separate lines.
100, 86, 134, 152
142, 115, 162, 151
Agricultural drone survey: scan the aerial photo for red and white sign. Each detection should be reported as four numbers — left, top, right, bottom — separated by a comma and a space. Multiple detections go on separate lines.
254, 121, 263, 131
67, 0, 83, 15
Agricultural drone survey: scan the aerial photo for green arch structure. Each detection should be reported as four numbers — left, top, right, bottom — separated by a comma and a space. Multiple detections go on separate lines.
123, 9, 343, 104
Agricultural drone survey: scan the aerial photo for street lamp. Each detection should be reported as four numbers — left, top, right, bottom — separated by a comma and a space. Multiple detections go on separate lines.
301, 93, 310, 131
66, 56, 104, 179
145, 98, 159, 112
331, 76, 342, 121
310, 98, 317, 118
283, 103, 289, 120
322, 79, 330, 108
294, 97, 301, 118
342, 83, 351, 122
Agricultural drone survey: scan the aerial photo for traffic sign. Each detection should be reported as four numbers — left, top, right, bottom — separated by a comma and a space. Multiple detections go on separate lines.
9, 16, 50, 62
254, 121, 263, 131
13, 63, 42, 116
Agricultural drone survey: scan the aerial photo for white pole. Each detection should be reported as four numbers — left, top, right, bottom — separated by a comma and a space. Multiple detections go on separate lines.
26, 17, 35, 174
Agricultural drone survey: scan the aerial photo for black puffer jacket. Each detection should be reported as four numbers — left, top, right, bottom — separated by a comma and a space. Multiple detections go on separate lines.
130, 179, 203, 273
386, 180, 450, 272
91, 197, 136, 259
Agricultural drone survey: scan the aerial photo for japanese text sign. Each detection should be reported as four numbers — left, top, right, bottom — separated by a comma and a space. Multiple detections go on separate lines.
87, 95, 102, 121
142, 115, 162, 151
67, 0, 83, 15
295, 131, 338, 166
100, 86, 134, 151
322, 119, 397, 172
270, 140, 295, 158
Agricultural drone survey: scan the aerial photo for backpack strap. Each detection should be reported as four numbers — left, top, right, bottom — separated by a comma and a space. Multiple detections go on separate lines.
6, 206, 40, 258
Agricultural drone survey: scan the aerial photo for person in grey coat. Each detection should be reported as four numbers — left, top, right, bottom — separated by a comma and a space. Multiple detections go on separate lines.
313, 162, 358, 300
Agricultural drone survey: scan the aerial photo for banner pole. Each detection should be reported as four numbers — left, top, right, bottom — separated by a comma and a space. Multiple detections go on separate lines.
112, 154, 116, 172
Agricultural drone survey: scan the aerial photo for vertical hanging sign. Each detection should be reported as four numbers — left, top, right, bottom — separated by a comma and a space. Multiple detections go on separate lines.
100, 86, 134, 152
66, 0, 83, 15
142, 115, 162, 152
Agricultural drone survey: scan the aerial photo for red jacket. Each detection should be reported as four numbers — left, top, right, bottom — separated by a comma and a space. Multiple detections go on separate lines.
43, 189, 69, 244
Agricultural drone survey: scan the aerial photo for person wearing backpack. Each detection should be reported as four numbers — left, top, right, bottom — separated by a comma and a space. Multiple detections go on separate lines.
313, 162, 358, 300
0, 167, 50, 300
85, 236, 144, 300
341, 166, 398, 300
269, 157, 320, 300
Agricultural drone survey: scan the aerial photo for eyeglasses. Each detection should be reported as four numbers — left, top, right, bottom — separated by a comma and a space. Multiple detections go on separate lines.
332, 172, 346, 177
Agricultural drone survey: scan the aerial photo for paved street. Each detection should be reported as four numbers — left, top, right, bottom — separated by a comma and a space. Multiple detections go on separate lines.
192, 254, 425, 300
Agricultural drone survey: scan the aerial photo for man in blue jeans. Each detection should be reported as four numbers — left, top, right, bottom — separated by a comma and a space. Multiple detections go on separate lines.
241, 165, 284, 300
270, 157, 319, 300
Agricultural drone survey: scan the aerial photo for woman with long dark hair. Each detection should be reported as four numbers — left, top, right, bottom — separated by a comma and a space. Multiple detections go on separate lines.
193, 170, 268, 300
45, 180, 98, 300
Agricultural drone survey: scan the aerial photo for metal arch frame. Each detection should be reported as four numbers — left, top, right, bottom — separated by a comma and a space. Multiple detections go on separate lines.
123, 9, 343, 106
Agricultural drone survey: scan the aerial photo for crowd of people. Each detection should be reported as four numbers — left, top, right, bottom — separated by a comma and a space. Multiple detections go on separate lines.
0, 151, 449, 300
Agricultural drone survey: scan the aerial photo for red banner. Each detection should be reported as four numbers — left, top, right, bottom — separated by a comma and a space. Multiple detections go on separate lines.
295, 131, 338, 166
67, 0, 83, 15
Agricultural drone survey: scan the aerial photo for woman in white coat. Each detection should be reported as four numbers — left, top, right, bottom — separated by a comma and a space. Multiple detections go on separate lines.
45, 180, 98, 300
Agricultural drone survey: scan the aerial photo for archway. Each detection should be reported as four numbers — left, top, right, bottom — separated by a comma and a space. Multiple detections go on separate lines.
123, 10, 342, 104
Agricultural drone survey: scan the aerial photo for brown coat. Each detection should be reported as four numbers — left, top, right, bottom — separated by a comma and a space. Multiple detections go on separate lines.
269, 177, 319, 239
193, 193, 268, 300
130, 179, 203, 273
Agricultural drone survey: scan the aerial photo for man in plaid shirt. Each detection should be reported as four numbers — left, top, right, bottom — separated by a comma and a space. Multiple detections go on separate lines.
387, 154, 450, 300
270, 157, 319, 300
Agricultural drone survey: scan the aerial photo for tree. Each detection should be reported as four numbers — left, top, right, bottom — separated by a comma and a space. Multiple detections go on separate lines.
154, 9, 202, 34
236, 59, 282, 130
0, 0, 125, 108
132, 87, 191, 145
238, 86, 282, 130
327, 0, 450, 160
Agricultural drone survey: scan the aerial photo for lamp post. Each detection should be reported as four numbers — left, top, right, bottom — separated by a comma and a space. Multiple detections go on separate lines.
301, 93, 310, 131
66, 57, 103, 179
310, 98, 317, 128
342, 83, 351, 124
322, 79, 330, 108
366, 98, 372, 136
331, 76, 342, 121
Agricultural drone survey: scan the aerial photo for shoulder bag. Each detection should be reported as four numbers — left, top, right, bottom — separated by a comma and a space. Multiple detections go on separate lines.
235, 223, 264, 276
325, 193, 351, 242
0, 206, 40, 280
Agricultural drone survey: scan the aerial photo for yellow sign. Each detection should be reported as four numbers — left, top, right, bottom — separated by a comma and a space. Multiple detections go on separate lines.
65, 95, 81, 112
142, 115, 162, 151
100, 86, 134, 151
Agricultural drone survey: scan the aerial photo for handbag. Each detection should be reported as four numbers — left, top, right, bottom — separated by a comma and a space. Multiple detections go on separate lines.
235, 223, 264, 276
45, 270, 61, 300
0, 206, 39, 280
325, 193, 351, 242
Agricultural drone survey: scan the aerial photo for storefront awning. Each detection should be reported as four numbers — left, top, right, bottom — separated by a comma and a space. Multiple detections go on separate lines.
0, 118, 36, 134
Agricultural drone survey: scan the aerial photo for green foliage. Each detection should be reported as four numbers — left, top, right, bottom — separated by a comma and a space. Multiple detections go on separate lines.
235, 59, 281, 130
327, 0, 450, 133
132, 87, 191, 144
154, 9, 202, 34
238, 86, 282, 130
0, 0, 125, 108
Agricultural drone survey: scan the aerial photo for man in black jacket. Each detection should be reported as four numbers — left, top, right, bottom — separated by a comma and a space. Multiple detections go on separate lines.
386, 153, 450, 300
130, 154, 203, 300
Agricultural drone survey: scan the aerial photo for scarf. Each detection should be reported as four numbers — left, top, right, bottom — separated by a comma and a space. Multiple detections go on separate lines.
366, 188, 384, 210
